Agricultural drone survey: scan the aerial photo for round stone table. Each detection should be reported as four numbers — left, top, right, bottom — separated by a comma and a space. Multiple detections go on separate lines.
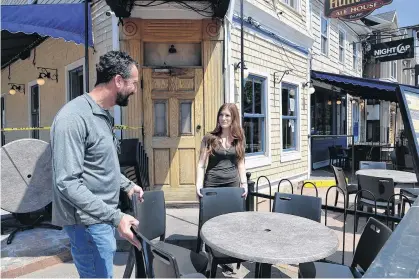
200, 211, 339, 277
355, 169, 417, 184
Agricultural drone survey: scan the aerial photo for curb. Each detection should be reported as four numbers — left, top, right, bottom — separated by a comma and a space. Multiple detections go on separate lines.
1, 249, 72, 278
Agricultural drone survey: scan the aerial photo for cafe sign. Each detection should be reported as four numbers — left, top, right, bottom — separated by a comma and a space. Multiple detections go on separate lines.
365, 38, 415, 62
324, 0, 393, 21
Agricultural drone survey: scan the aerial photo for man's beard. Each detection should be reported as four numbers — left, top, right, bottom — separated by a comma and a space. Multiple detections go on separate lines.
116, 91, 133, 107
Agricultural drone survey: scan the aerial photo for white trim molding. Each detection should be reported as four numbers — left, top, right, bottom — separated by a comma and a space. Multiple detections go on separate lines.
279, 74, 304, 163
244, 68, 272, 170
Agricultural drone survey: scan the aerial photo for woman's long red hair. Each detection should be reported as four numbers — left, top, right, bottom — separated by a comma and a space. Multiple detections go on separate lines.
205, 103, 245, 161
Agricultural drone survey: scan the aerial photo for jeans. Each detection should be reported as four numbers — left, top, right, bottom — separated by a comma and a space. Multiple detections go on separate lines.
64, 224, 116, 278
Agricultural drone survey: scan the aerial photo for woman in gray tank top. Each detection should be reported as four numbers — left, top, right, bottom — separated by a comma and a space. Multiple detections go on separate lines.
195, 103, 248, 199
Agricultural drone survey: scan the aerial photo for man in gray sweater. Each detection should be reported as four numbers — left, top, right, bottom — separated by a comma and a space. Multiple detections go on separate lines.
50, 51, 143, 278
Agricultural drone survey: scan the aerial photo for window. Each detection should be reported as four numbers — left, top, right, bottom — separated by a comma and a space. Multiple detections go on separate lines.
154, 101, 167, 136
339, 30, 345, 63
243, 75, 266, 155
353, 43, 358, 71
282, 83, 298, 151
282, 0, 298, 10
390, 61, 397, 80
68, 66, 84, 100
179, 101, 192, 135
321, 16, 328, 55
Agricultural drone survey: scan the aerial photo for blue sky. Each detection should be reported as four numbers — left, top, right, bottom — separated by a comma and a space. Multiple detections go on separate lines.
372, 0, 417, 27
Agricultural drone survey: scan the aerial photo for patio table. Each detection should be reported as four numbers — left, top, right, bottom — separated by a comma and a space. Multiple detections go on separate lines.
200, 211, 339, 278
355, 169, 417, 184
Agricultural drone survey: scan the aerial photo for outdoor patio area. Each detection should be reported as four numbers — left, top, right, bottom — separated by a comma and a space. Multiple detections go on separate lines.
1, 183, 413, 278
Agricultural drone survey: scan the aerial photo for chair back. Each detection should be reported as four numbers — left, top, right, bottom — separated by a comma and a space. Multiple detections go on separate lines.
132, 190, 166, 241
197, 187, 245, 252
119, 139, 150, 190
357, 175, 395, 204
272, 193, 322, 223
150, 244, 181, 278
328, 146, 338, 158
359, 161, 386, 170
352, 217, 392, 272
331, 165, 349, 192
405, 154, 414, 169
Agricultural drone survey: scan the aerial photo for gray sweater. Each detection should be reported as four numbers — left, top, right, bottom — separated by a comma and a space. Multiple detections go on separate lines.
50, 93, 134, 228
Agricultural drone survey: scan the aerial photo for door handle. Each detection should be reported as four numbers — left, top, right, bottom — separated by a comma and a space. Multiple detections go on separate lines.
196, 124, 201, 130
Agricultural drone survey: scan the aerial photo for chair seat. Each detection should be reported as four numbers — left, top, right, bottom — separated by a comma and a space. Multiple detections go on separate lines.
154, 241, 209, 275
359, 197, 400, 208
346, 184, 358, 194
299, 262, 360, 278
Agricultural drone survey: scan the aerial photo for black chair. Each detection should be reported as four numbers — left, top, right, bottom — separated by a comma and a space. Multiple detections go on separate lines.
124, 190, 208, 278
332, 166, 358, 208
299, 217, 392, 278
132, 228, 207, 278
272, 192, 322, 223
355, 175, 401, 232
197, 187, 246, 278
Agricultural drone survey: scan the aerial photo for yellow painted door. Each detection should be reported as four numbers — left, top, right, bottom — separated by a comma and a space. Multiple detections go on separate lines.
143, 68, 204, 201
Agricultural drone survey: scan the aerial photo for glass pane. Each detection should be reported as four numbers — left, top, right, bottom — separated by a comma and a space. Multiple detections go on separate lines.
321, 18, 328, 35
243, 79, 253, 114
154, 102, 167, 136
321, 37, 327, 54
31, 85, 39, 112
243, 117, 264, 154
339, 47, 344, 62
282, 119, 296, 150
254, 80, 262, 114
282, 86, 296, 116
69, 66, 84, 100
339, 31, 344, 45
180, 102, 192, 134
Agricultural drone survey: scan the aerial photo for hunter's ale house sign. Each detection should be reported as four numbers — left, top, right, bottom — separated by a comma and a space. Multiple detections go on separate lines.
324, 0, 393, 21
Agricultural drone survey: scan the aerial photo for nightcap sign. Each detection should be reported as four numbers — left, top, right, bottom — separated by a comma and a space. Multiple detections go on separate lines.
366, 38, 415, 62
324, 0, 393, 21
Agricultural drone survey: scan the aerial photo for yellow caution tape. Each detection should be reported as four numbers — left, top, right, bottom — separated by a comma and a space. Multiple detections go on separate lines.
1, 125, 143, 132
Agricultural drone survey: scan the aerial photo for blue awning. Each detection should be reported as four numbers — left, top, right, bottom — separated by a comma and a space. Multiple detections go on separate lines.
311, 70, 401, 102
1, 3, 93, 47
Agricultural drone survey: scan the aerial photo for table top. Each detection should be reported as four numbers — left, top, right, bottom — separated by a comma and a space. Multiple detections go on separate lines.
355, 169, 417, 184
200, 211, 339, 265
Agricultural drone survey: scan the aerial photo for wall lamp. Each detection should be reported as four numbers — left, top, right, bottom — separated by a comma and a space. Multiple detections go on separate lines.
303, 81, 315, 94
234, 61, 249, 79
8, 83, 25, 95
36, 67, 58, 85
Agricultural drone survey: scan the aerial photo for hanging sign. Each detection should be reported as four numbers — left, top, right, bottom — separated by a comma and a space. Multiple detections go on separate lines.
324, 0, 393, 21
365, 38, 415, 62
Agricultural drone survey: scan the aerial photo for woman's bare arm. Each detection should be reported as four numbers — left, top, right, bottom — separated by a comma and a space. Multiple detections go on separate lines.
237, 158, 248, 197
196, 138, 208, 198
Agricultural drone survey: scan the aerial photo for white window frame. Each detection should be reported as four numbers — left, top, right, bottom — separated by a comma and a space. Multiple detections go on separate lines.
338, 28, 346, 64
320, 15, 329, 56
65, 58, 86, 102
282, 0, 301, 13
27, 80, 41, 138
280, 76, 302, 163
243, 68, 272, 170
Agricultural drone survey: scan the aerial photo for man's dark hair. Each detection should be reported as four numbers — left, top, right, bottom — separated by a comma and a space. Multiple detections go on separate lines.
95, 51, 138, 86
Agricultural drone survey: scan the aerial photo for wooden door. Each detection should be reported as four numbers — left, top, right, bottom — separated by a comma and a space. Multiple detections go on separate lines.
143, 68, 204, 201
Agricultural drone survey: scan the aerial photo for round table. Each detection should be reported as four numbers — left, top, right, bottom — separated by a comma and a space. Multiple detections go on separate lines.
200, 211, 339, 277
355, 169, 417, 184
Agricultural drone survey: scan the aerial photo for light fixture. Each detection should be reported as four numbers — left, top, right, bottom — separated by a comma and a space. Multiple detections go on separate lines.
8, 83, 25, 95
336, 99, 342, 105
36, 67, 58, 85
234, 62, 249, 79
303, 81, 315, 94
168, 44, 177, 54
327, 100, 332, 105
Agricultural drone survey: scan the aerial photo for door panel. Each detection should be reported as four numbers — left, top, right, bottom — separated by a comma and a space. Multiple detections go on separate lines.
144, 68, 203, 201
